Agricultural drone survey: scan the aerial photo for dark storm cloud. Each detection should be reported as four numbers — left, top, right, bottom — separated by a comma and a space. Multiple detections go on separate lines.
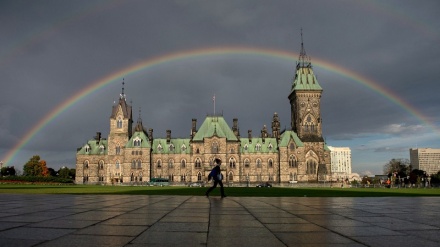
1, 0, 439, 174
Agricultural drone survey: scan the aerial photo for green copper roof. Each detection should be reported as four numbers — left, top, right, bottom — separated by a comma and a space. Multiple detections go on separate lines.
279, 130, 304, 147
152, 138, 191, 154
193, 116, 238, 141
241, 138, 278, 153
77, 139, 108, 155
291, 65, 322, 92
126, 131, 151, 148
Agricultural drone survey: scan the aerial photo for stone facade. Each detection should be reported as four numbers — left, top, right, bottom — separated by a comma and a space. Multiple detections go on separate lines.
76, 46, 331, 185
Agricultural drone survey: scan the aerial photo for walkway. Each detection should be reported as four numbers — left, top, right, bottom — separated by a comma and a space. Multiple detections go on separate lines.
0, 195, 439, 247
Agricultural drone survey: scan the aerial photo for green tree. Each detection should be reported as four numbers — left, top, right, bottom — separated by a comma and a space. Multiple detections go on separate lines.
1, 166, 16, 176
383, 158, 410, 176
58, 167, 70, 178
23, 155, 49, 177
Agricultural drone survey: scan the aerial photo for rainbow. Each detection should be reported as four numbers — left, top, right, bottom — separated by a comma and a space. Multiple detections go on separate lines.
1, 46, 438, 166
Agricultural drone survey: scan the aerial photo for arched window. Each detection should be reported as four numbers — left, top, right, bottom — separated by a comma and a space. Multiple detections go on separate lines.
181, 174, 186, 182
133, 138, 141, 147
229, 158, 236, 168
181, 144, 186, 152
244, 144, 248, 151
130, 173, 134, 182
117, 117, 123, 128
168, 159, 174, 168
228, 172, 234, 181
244, 159, 250, 168
289, 156, 297, 168
289, 143, 295, 151
197, 172, 202, 181
211, 142, 219, 153
181, 159, 186, 168
157, 160, 162, 168
268, 143, 273, 151
99, 145, 105, 154
169, 144, 175, 152
137, 160, 142, 169
83, 160, 89, 169
99, 160, 104, 170
268, 159, 273, 168
255, 143, 262, 152
195, 158, 201, 168
116, 145, 121, 155
85, 145, 90, 153
256, 159, 262, 168
115, 160, 120, 169
157, 144, 163, 152
131, 160, 136, 169
306, 160, 317, 174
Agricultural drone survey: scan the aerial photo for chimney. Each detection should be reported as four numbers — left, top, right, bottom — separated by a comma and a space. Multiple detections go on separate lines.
166, 130, 171, 144
248, 130, 252, 143
95, 132, 101, 143
232, 118, 240, 137
191, 118, 197, 139
148, 128, 153, 142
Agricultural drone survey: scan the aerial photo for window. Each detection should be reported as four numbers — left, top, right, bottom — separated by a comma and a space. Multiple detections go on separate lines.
133, 138, 141, 147
169, 144, 175, 152
255, 143, 262, 152
228, 172, 233, 181
116, 160, 120, 169
181, 144, 186, 152
289, 156, 297, 168
256, 159, 262, 168
211, 142, 219, 153
116, 145, 121, 155
99, 145, 105, 154
268, 159, 273, 168
137, 160, 141, 169
117, 117, 123, 128
181, 174, 186, 182
157, 160, 162, 168
157, 144, 163, 152
244, 144, 248, 151
268, 143, 273, 151
197, 172, 202, 182
131, 160, 136, 169
195, 158, 201, 169
85, 145, 90, 153
168, 159, 174, 168
306, 160, 317, 174
83, 160, 89, 169
99, 160, 104, 170
244, 159, 250, 168
229, 158, 236, 168
181, 159, 186, 168
289, 143, 295, 151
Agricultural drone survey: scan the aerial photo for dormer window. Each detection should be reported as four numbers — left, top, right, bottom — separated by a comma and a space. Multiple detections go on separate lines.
244, 144, 248, 151
85, 145, 90, 153
169, 144, 175, 152
268, 143, 273, 151
255, 143, 262, 152
133, 137, 141, 147
157, 144, 163, 152
181, 144, 186, 152
99, 145, 105, 154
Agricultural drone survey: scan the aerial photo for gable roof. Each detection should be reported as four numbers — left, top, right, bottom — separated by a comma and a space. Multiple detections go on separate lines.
240, 138, 278, 153
192, 116, 238, 141
279, 130, 304, 147
126, 131, 151, 148
77, 139, 108, 155
151, 138, 191, 154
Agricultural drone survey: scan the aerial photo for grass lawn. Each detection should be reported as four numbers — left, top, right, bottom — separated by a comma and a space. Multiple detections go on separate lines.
1, 184, 440, 197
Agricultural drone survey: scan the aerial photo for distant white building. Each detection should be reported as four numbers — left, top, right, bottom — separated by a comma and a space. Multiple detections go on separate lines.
410, 148, 440, 175
328, 146, 352, 180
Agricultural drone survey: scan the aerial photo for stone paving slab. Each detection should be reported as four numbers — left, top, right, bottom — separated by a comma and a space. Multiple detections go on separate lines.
1, 194, 440, 247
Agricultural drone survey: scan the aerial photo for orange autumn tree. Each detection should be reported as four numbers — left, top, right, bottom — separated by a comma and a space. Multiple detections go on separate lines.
23, 155, 49, 177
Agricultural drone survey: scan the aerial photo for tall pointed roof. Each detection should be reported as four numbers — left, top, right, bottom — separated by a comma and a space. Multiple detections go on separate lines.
291, 30, 322, 92
110, 79, 132, 119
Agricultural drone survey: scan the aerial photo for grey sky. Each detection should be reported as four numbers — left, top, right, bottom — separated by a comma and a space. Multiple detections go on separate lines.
1, 0, 439, 175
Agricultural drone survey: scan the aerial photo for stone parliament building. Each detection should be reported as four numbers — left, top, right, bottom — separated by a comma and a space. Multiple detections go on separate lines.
75, 43, 331, 185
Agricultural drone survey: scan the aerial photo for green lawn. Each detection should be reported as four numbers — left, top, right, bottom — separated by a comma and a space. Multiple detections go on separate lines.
1, 184, 440, 197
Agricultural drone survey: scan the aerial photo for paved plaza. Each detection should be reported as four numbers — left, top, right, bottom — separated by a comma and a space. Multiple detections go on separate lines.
0, 194, 440, 247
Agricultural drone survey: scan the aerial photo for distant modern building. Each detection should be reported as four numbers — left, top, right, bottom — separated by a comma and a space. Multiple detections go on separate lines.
328, 146, 352, 180
75, 39, 331, 185
410, 148, 440, 175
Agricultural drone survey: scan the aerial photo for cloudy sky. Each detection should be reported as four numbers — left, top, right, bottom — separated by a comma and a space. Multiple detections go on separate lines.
1, 0, 439, 175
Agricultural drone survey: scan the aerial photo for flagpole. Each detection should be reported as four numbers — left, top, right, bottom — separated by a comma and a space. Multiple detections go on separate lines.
213, 94, 216, 115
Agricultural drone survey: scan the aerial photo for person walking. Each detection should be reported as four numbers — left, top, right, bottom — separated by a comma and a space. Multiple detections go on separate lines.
205, 158, 226, 198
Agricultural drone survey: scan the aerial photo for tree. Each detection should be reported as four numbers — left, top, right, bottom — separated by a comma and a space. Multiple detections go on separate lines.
383, 158, 410, 176
23, 155, 49, 177
58, 167, 70, 178
1, 166, 16, 176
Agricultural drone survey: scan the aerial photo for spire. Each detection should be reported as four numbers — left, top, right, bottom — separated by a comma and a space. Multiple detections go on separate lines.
120, 78, 126, 100
298, 28, 311, 68
134, 107, 146, 133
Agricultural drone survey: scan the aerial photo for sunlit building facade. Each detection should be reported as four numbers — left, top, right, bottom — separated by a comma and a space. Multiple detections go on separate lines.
410, 148, 440, 175
328, 146, 352, 180
75, 42, 331, 185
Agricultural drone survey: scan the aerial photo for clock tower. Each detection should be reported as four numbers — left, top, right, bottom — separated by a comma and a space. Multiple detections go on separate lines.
288, 33, 324, 142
